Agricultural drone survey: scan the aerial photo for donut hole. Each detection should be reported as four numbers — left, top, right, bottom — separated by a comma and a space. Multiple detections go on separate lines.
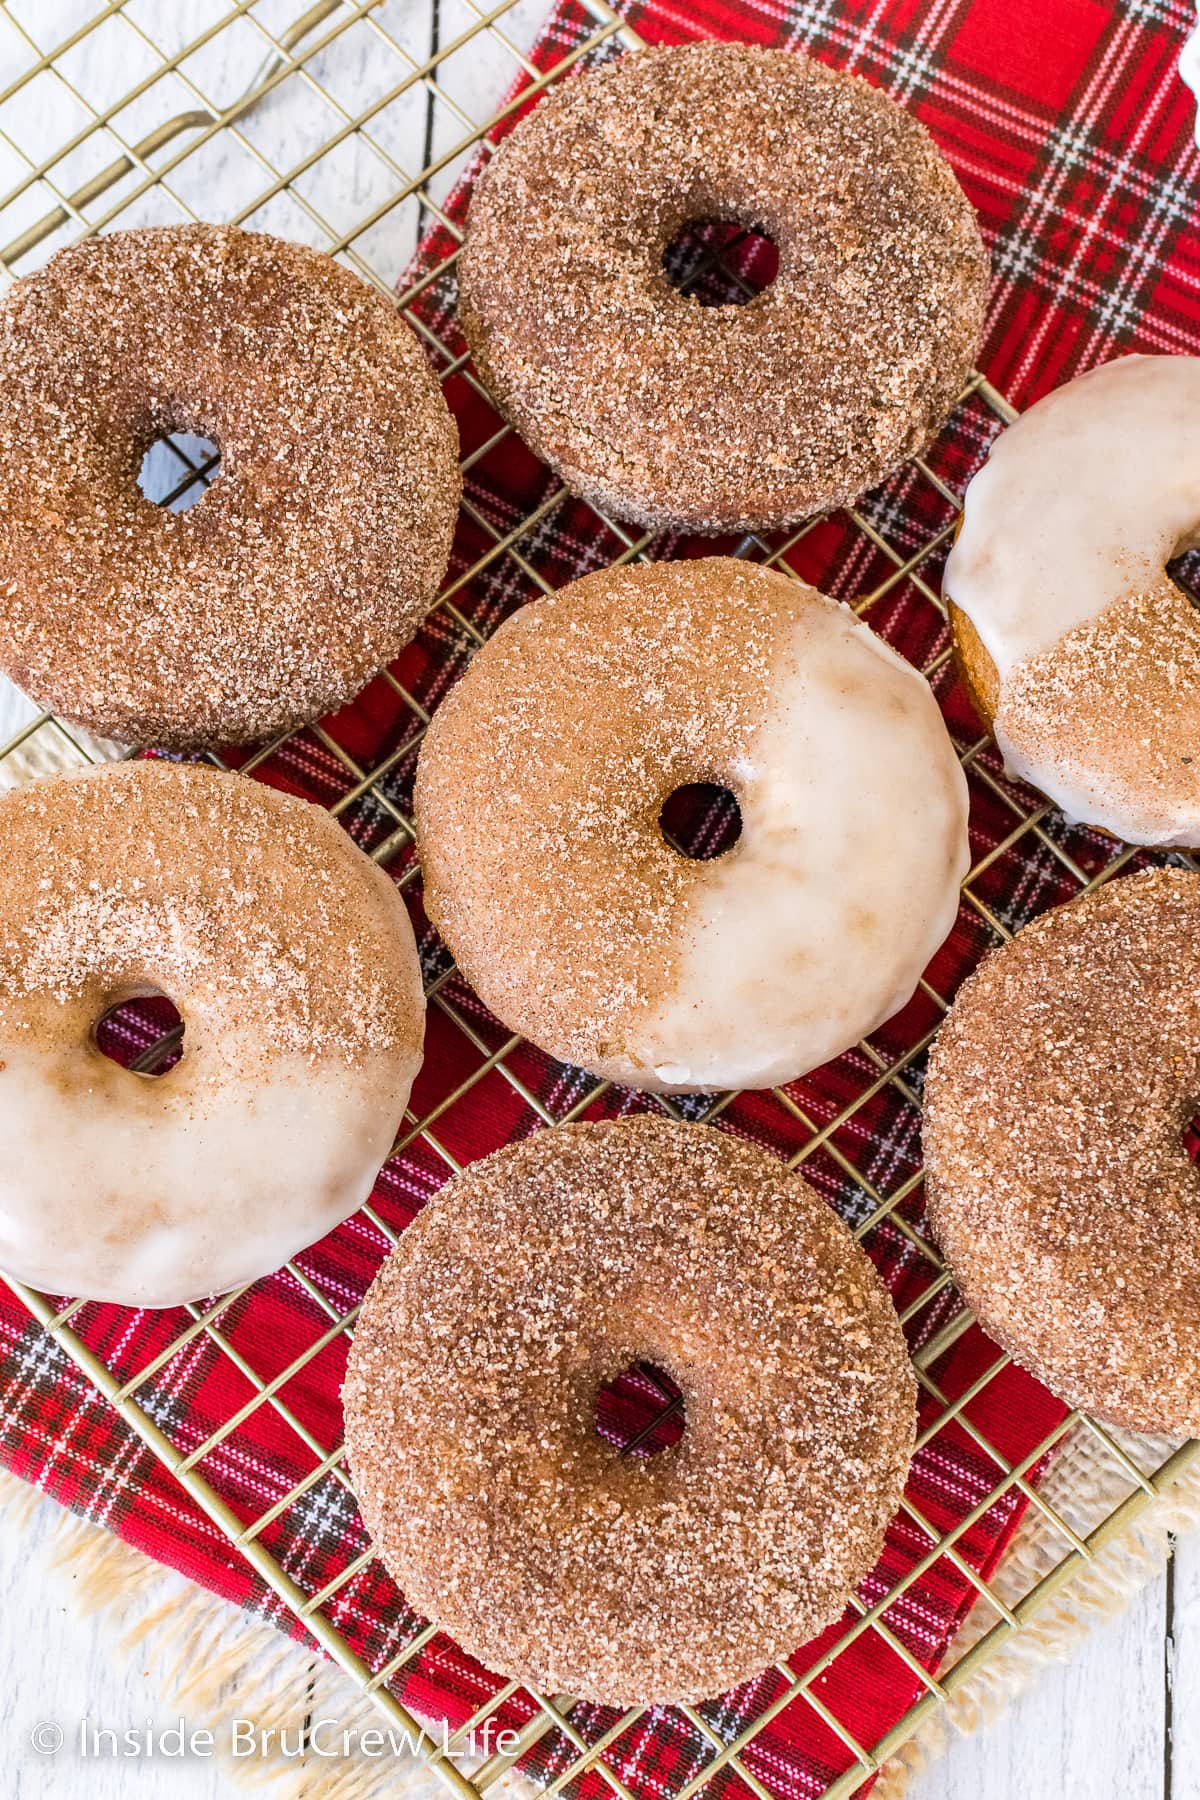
94, 992, 184, 1077
593, 1360, 685, 1458
1185, 1112, 1200, 1165
662, 217, 778, 307
1168, 548, 1200, 609
137, 432, 221, 513
659, 782, 742, 861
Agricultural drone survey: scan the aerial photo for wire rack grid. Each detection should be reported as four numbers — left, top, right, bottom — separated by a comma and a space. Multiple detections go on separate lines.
0, 3, 1197, 1797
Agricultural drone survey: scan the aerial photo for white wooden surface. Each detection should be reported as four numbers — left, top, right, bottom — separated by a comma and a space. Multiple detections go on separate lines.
0, 3, 1195, 1797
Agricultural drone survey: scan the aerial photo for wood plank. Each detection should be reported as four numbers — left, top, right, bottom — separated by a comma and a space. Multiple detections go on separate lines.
1168, 1531, 1200, 1800
910, 1566, 1168, 1800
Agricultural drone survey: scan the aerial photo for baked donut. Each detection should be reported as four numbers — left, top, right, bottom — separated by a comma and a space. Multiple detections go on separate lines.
944, 354, 1200, 846
0, 760, 424, 1307
0, 225, 460, 748
457, 40, 988, 533
344, 1117, 915, 1704
924, 868, 1200, 1435
414, 558, 969, 1092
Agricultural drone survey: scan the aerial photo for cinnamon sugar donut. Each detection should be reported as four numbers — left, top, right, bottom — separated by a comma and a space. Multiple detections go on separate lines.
0, 760, 424, 1307
457, 40, 988, 533
944, 355, 1200, 846
414, 558, 969, 1092
0, 225, 460, 748
344, 1117, 916, 1704
924, 868, 1200, 1434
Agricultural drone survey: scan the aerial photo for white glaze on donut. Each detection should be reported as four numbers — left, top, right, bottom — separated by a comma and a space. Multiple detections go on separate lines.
0, 762, 425, 1308
635, 605, 969, 1090
416, 559, 969, 1094
944, 355, 1200, 844
0, 1033, 398, 1305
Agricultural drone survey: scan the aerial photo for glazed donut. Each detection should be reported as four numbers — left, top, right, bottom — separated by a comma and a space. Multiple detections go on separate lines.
0, 760, 424, 1307
924, 868, 1200, 1435
944, 354, 1200, 846
344, 1117, 915, 1704
414, 559, 969, 1092
457, 40, 988, 534
0, 225, 460, 748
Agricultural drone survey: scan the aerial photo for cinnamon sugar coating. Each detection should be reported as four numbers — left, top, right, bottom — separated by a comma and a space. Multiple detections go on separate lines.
0, 759, 422, 1065
343, 1118, 915, 1705
458, 41, 987, 533
997, 580, 1200, 846
0, 225, 460, 748
950, 572, 1200, 850
415, 558, 787, 1076
924, 869, 1200, 1434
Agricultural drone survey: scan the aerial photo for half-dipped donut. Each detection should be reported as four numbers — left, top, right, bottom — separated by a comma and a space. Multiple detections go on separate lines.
0, 225, 460, 748
0, 760, 424, 1307
344, 1116, 916, 1704
458, 40, 988, 533
944, 354, 1200, 846
414, 558, 969, 1092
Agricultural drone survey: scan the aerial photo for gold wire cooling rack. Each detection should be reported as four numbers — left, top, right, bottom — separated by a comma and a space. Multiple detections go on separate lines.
1, 2, 1198, 1796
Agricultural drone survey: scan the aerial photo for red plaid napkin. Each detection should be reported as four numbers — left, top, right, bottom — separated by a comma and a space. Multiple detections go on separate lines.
3, 3, 1198, 1797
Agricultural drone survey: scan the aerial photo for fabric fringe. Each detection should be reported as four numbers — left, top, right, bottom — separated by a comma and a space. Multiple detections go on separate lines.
5, 1437, 1198, 1800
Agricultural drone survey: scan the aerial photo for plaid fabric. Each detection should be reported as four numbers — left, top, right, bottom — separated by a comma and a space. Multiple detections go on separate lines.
2, 2, 1198, 1797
